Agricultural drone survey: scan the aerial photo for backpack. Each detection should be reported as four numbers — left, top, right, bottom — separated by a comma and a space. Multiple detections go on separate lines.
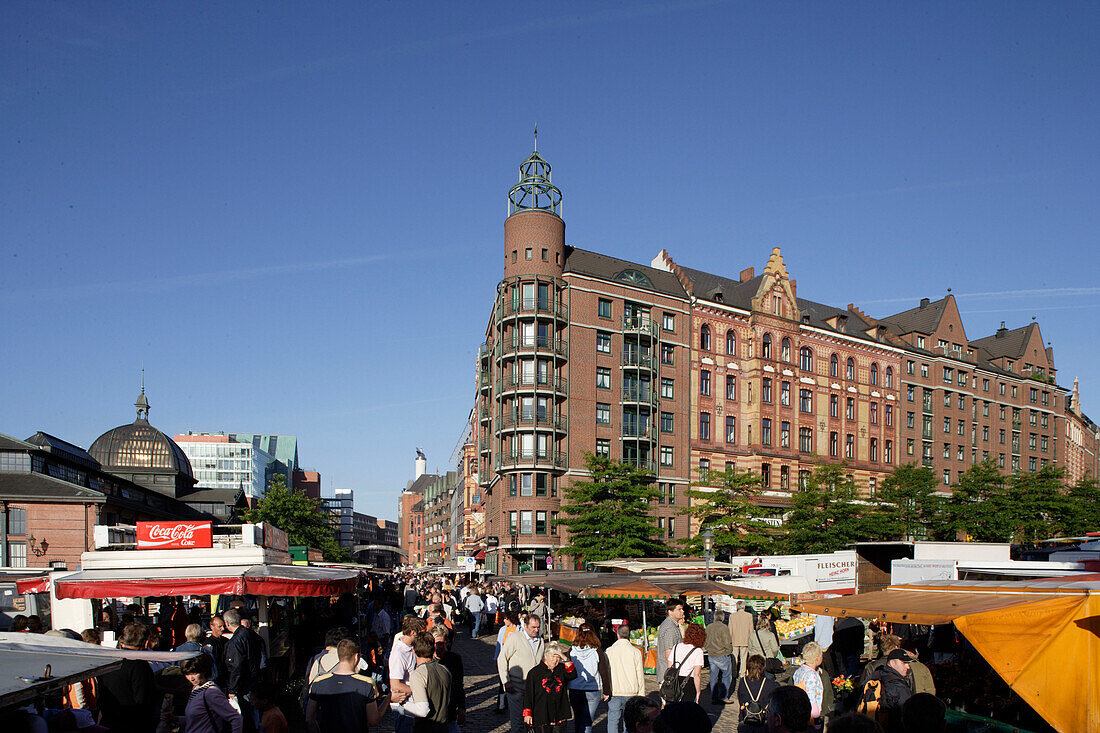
857, 678, 889, 726
659, 647, 690, 702
739, 678, 768, 725
298, 651, 333, 713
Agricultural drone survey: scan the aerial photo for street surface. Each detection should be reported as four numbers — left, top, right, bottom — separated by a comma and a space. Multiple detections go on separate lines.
377, 629, 739, 732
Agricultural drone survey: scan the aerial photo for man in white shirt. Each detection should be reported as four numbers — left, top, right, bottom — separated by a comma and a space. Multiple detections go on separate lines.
464, 589, 485, 638
605, 624, 645, 733
496, 614, 545, 733
372, 604, 393, 650
484, 590, 500, 635
389, 614, 427, 733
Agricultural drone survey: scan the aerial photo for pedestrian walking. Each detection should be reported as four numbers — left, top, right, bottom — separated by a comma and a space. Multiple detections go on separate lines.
523, 643, 577, 733
664, 623, 706, 705
465, 589, 485, 637
735, 655, 777, 732
390, 615, 428, 733
306, 638, 390, 733
497, 614, 546, 733
180, 653, 243, 733
704, 610, 735, 705
728, 601, 753, 678
567, 626, 611, 733
656, 599, 686, 680
605, 625, 645, 733
405, 631, 452, 733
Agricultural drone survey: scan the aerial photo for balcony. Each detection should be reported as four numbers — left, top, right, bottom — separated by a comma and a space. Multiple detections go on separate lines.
479, 370, 492, 390
498, 298, 569, 321
494, 450, 568, 470
478, 342, 492, 360
621, 352, 657, 370
501, 373, 569, 395
497, 412, 569, 432
497, 336, 569, 359
622, 386, 658, 406
622, 317, 659, 338
479, 405, 492, 421
621, 457, 658, 473
621, 424, 656, 439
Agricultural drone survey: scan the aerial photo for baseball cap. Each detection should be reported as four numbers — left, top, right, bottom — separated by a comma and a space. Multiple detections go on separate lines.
887, 649, 912, 662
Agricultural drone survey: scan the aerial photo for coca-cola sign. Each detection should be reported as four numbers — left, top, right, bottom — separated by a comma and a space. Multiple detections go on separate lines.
136, 521, 213, 549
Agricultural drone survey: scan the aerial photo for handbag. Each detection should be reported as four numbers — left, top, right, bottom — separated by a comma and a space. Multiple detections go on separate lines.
659, 646, 690, 702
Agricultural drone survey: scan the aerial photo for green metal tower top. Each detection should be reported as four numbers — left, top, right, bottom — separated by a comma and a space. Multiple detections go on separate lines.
508, 126, 562, 217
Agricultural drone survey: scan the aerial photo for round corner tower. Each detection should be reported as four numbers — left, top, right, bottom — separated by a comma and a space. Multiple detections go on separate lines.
504, 149, 566, 280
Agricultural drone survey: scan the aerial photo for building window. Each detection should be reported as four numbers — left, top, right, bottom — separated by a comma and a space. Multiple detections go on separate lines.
944, 392, 952, 408
869, 437, 878, 462
661, 378, 674, 399
829, 432, 838, 457
7, 507, 26, 535
761, 463, 771, 487
885, 366, 893, 388
780, 465, 790, 491
958, 420, 965, 436
598, 299, 612, 318
520, 510, 533, 534
780, 421, 791, 448
943, 417, 951, 434
7, 542, 26, 568
799, 427, 813, 453
906, 360, 914, 375
846, 397, 855, 421
800, 347, 813, 372
943, 442, 951, 459
699, 459, 711, 481
870, 363, 879, 386
781, 381, 791, 406
762, 419, 772, 446
957, 445, 965, 461
921, 363, 929, 378
830, 354, 839, 377
907, 438, 915, 456
596, 368, 611, 389
521, 474, 534, 497
662, 313, 675, 331
700, 412, 711, 441
661, 344, 674, 365
884, 440, 893, 464
762, 378, 773, 403
726, 375, 737, 401
907, 385, 915, 402
907, 411, 915, 428
509, 511, 517, 534
943, 470, 950, 485
959, 394, 966, 410
846, 434, 855, 459
762, 333, 772, 360
596, 331, 612, 354
870, 403, 878, 425
595, 439, 610, 458
726, 416, 737, 444
660, 446, 674, 467
596, 403, 611, 424
726, 330, 737, 356
798, 470, 810, 491
846, 358, 855, 381
667, 518, 676, 539
1041, 435, 1048, 452
700, 370, 711, 396
800, 389, 812, 413
535, 511, 547, 534
668, 483, 677, 505
536, 473, 548, 497
660, 412, 674, 433
884, 404, 893, 427
943, 367, 953, 385
542, 248, 548, 261
983, 378, 990, 391
781, 338, 791, 363
830, 395, 839, 418
525, 248, 533, 260
917, 335, 925, 348
700, 324, 711, 351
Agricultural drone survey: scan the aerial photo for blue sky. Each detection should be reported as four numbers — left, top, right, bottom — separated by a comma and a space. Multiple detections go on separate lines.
2, 2, 1098, 520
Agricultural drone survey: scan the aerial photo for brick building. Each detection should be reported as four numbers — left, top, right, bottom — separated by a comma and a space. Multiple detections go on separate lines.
398, 450, 430, 566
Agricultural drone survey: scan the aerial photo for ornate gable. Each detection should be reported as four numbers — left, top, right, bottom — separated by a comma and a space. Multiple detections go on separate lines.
750, 247, 800, 321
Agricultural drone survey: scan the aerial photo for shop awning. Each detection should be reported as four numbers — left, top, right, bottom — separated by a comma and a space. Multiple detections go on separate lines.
795, 580, 1100, 733
473, 549, 486, 560
53, 564, 358, 599
15, 575, 51, 595
504, 572, 734, 600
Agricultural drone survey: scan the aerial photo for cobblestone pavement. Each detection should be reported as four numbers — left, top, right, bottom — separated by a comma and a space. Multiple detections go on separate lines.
376, 626, 744, 732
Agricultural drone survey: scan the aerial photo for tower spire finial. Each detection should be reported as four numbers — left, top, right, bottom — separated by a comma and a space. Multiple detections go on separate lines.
534, 123, 538, 152
135, 367, 150, 421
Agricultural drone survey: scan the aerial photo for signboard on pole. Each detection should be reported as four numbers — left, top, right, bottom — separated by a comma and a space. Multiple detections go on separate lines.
136, 521, 213, 550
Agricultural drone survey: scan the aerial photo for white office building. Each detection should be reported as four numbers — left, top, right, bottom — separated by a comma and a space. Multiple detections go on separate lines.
174, 434, 274, 499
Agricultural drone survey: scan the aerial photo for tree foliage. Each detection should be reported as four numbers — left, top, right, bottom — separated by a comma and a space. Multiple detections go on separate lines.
875, 464, 945, 541
242, 474, 349, 561
557, 453, 667, 562
782, 464, 885, 554
1064, 474, 1100, 537
680, 465, 774, 557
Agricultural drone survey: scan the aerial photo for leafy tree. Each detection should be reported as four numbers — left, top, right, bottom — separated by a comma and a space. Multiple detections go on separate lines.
1004, 466, 1073, 544
242, 474, 349, 561
1065, 474, 1100, 536
680, 465, 774, 558
945, 459, 1012, 542
557, 453, 667, 562
875, 464, 944, 541
783, 464, 879, 553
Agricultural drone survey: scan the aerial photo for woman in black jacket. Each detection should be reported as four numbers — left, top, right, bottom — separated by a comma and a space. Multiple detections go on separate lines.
523, 642, 578, 733
736, 655, 778, 733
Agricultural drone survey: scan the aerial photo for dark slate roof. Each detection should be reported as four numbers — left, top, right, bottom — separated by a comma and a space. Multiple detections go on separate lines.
406, 474, 437, 495
0, 434, 36, 451
179, 487, 246, 505
678, 267, 883, 344
563, 247, 688, 298
24, 432, 100, 469
876, 297, 949, 336
0, 471, 105, 502
89, 419, 194, 480
969, 323, 1038, 360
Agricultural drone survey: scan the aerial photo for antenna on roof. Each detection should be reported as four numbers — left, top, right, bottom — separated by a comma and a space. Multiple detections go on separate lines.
533, 123, 538, 152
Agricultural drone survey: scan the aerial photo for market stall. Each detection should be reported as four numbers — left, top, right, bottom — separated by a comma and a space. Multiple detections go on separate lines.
794, 578, 1100, 733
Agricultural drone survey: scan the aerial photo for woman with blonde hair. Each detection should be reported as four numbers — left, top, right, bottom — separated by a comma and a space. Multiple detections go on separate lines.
792, 641, 825, 722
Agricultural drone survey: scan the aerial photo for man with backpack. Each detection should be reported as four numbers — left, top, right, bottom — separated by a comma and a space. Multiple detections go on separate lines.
859, 649, 913, 732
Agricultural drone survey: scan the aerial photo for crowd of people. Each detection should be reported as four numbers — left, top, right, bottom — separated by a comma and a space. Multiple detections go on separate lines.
6, 574, 962, 733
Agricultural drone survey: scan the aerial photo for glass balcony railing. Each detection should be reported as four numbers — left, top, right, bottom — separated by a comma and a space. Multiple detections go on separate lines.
622, 386, 658, 406
621, 425, 655, 439
621, 352, 657, 370
621, 456, 658, 473
501, 373, 568, 393
494, 450, 568, 470
498, 298, 569, 320
497, 413, 569, 432
496, 337, 569, 358
622, 317, 658, 338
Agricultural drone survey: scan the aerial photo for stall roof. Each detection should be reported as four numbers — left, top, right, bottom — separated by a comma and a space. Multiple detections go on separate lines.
53, 563, 358, 599
502, 572, 732, 600
588, 558, 713, 573
794, 580, 1100, 733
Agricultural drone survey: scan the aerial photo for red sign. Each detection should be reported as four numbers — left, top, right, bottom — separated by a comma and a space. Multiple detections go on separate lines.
137, 521, 213, 550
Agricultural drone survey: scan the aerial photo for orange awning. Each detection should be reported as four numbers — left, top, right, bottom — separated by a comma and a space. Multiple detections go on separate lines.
795, 583, 1100, 732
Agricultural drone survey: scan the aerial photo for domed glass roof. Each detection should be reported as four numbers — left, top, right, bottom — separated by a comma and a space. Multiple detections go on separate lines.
88, 389, 194, 478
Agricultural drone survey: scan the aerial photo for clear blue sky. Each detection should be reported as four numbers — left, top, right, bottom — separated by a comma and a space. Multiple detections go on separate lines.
3, 2, 1098, 521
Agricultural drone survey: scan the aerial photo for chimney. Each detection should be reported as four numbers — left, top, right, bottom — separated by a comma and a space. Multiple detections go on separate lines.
415, 449, 427, 479
996, 321, 1007, 337
919, 298, 930, 309
740, 267, 755, 283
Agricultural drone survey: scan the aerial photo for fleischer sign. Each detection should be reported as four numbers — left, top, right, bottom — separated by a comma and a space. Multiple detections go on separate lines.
136, 521, 213, 549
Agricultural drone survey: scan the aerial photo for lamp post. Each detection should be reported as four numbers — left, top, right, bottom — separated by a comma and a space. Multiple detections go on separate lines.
702, 530, 714, 580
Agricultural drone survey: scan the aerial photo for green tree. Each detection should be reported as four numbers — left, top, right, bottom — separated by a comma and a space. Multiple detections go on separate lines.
946, 459, 1013, 542
1065, 474, 1100, 536
557, 453, 667, 562
783, 464, 879, 553
875, 464, 944, 541
1005, 466, 1072, 544
680, 465, 774, 558
242, 474, 350, 562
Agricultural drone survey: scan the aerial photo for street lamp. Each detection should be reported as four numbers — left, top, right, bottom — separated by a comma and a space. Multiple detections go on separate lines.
701, 530, 714, 580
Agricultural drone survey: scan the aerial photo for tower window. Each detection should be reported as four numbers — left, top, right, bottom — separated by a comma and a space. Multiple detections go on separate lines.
525, 248, 533, 260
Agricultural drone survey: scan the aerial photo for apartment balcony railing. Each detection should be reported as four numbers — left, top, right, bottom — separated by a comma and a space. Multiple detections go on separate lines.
622, 386, 658, 406
621, 352, 658, 370
497, 298, 569, 321
621, 425, 656, 439
496, 336, 569, 359
479, 406, 492, 421
621, 457, 658, 473
494, 450, 568, 470
622, 317, 659, 338
478, 342, 492, 360
497, 413, 569, 432
479, 370, 492, 389
501, 373, 569, 394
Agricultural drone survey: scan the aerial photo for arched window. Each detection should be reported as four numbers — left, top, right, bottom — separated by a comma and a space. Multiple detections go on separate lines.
870, 363, 879, 386
781, 338, 791, 363
846, 357, 856, 381
700, 324, 711, 351
800, 347, 813, 372
830, 354, 839, 377
726, 330, 736, 356
885, 366, 894, 389
762, 333, 772, 360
